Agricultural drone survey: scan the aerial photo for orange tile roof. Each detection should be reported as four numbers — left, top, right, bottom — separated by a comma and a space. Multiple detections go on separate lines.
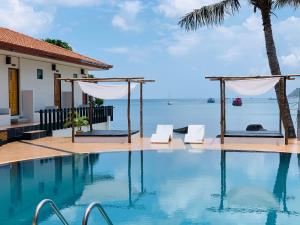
0, 27, 112, 69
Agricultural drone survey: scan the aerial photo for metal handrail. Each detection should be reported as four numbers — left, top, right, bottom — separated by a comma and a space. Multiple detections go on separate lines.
82, 202, 113, 225
32, 199, 69, 225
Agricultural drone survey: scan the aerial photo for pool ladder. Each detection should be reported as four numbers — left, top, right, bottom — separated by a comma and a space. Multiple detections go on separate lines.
32, 199, 113, 225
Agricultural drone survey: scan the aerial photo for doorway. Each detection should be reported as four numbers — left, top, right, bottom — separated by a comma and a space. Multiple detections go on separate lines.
8, 68, 19, 116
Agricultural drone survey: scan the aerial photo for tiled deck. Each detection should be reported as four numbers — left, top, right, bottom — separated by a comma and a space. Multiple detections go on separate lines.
0, 136, 299, 165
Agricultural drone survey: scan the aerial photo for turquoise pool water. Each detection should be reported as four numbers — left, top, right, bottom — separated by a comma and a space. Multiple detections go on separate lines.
1, 150, 300, 225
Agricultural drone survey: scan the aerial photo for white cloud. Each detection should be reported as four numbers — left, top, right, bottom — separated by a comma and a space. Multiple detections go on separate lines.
0, 0, 53, 35
28, 0, 103, 7
104, 45, 158, 62
281, 48, 300, 67
112, 0, 143, 31
105, 47, 130, 54
221, 48, 241, 61
243, 14, 261, 31
112, 16, 130, 30
157, 0, 219, 18
167, 32, 201, 56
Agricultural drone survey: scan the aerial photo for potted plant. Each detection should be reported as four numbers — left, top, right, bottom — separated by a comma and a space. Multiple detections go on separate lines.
64, 112, 89, 134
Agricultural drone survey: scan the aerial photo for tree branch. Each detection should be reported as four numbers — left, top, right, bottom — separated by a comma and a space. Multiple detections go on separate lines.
178, 0, 241, 31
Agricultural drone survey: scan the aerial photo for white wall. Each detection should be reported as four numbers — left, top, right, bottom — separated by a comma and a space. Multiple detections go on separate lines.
20, 58, 84, 111
0, 50, 89, 116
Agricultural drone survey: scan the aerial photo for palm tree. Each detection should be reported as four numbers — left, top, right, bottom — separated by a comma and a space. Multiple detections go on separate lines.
178, 0, 299, 138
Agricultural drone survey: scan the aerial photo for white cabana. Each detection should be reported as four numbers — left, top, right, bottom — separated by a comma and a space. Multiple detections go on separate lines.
58, 77, 154, 143
226, 78, 280, 96
205, 75, 295, 145
78, 81, 138, 99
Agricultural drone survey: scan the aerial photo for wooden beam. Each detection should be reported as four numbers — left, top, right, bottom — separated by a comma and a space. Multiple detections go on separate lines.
71, 81, 75, 143
57, 77, 145, 82
205, 74, 300, 81
278, 78, 288, 145
224, 82, 226, 133
89, 96, 93, 131
220, 79, 225, 144
140, 82, 143, 138
283, 77, 288, 145
128, 81, 132, 143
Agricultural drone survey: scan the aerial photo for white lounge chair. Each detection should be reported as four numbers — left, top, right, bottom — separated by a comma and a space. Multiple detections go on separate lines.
151, 125, 173, 143
184, 125, 205, 144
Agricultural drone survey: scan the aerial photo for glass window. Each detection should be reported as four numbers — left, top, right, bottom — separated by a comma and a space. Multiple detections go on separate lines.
37, 69, 43, 79
73, 74, 78, 78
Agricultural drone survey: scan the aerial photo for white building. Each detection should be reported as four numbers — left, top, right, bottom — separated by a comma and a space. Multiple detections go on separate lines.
0, 27, 112, 126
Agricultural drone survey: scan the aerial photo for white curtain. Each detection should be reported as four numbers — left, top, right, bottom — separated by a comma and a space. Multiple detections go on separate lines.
226, 78, 280, 96
78, 81, 137, 99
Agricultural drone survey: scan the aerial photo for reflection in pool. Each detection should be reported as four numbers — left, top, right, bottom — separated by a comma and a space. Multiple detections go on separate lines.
0, 150, 299, 225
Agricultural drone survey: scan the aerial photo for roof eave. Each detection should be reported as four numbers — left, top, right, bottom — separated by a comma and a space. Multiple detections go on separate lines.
0, 41, 113, 70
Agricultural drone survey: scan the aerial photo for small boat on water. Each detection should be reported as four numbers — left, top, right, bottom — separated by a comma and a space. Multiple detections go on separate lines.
207, 98, 215, 103
232, 97, 242, 106
167, 92, 173, 105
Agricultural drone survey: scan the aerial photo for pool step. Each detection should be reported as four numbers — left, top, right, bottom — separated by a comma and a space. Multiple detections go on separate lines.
23, 130, 47, 140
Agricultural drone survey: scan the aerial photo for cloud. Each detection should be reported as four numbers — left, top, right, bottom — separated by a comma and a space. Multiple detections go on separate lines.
104, 45, 158, 62
0, 0, 53, 35
112, 0, 143, 31
275, 17, 300, 69
281, 48, 300, 67
28, 0, 104, 7
242, 14, 261, 32
105, 47, 130, 54
167, 32, 201, 56
157, 0, 219, 18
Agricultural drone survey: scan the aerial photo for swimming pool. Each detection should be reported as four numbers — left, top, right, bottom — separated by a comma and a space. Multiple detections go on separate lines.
0, 150, 299, 225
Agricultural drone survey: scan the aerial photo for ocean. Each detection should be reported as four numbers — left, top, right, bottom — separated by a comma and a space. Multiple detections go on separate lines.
106, 98, 298, 137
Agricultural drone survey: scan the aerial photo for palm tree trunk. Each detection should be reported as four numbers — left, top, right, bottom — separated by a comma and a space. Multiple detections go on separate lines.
261, 9, 296, 138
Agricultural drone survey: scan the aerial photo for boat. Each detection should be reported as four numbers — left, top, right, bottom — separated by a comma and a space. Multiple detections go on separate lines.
207, 98, 215, 103
167, 92, 173, 105
232, 97, 242, 106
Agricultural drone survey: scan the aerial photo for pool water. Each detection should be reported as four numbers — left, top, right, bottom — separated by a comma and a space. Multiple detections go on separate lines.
1, 150, 300, 225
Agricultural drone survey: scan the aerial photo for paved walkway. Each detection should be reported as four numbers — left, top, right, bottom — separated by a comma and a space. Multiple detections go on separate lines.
0, 136, 299, 165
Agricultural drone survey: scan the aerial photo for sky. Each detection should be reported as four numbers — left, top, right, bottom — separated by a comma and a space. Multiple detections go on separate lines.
1, 0, 300, 99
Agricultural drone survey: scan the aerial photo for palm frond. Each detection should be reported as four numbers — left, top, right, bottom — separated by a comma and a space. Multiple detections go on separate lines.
178, 0, 241, 31
275, 0, 300, 8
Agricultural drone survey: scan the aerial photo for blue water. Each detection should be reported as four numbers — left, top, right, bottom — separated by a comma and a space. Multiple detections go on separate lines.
1, 151, 300, 225
1, 99, 300, 225
107, 98, 298, 137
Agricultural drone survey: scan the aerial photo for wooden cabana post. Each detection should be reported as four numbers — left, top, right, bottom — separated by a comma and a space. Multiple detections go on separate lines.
220, 78, 225, 144
71, 80, 75, 143
140, 82, 144, 138
280, 77, 289, 145
89, 96, 93, 131
127, 80, 132, 143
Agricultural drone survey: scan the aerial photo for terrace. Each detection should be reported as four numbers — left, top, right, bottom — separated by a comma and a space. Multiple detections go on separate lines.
0, 136, 299, 165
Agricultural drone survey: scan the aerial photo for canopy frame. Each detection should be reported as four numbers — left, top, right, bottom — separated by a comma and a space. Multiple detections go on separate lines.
205, 75, 300, 145
59, 77, 155, 143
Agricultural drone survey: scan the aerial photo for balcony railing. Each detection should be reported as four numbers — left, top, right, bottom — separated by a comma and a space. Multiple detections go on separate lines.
39, 106, 113, 136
